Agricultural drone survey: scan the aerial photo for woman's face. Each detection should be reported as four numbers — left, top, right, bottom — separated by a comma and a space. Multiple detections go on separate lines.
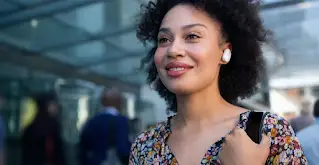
154, 4, 229, 94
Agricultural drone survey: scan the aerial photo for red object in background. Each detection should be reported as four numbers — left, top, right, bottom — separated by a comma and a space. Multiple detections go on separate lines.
45, 135, 55, 165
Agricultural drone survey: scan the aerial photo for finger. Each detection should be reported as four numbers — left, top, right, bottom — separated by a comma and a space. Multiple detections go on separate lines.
223, 134, 229, 144
221, 141, 226, 149
224, 131, 237, 144
221, 140, 228, 151
223, 134, 234, 146
232, 127, 248, 138
231, 127, 243, 135
232, 127, 242, 133
260, 134, 271, 147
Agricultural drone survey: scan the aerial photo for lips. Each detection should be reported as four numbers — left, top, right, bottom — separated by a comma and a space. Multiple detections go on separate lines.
165, 62, 193, 78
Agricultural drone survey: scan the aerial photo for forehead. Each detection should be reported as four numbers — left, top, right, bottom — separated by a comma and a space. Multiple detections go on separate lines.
160, 4, 218, 30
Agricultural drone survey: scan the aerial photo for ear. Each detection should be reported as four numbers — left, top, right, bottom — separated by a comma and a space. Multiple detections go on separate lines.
219, 43, 232, 65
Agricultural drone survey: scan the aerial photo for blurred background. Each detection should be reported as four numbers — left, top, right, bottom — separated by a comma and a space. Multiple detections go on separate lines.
0, 0, 318, 164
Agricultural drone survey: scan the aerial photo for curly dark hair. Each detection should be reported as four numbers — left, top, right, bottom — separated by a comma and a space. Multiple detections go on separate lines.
137, 0, 268, 113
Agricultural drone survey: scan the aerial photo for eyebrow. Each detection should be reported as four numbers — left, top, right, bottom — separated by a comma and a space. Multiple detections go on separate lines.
158, 23, 207, 33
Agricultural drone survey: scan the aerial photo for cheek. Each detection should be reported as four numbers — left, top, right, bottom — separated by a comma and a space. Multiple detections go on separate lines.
186, 44, 220, 64
187, 46, 205, 60
187, 44, 221, 79
154, 48, 166, 68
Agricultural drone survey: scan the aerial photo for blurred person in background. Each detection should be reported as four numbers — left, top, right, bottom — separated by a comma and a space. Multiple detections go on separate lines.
21, 92, 65, 165
129, 0, 307, 164
290, 101, 315, 133
298, 99, 319, 165
78, 88, 131, 165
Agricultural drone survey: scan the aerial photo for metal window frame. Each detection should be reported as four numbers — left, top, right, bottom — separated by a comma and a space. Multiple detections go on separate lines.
0, 42, 140, 93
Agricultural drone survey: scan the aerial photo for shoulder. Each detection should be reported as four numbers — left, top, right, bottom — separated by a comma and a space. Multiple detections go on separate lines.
130, 120, 168, 157
298, 123, 318, 135
297, 124, 319, 142
261, 112, 307, 164
132, 120, 167, 147
261, 112, 295, 137
116, 114, 129, 123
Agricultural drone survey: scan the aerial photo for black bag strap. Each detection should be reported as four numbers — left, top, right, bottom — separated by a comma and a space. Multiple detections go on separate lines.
245, 111, 269, 144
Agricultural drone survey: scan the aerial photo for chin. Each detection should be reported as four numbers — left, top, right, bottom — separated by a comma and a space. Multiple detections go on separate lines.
164, 81, 197, 95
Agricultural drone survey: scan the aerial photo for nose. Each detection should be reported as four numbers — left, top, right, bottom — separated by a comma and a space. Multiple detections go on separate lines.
167, 39, 185, 58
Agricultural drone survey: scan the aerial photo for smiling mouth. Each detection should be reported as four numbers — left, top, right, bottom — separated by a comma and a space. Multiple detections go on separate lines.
167, 67, 186, 71
166, 67, 192, 78
164, 61, 193, 78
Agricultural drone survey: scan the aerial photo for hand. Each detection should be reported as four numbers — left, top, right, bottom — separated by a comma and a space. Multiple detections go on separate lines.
219, 128, 270, 165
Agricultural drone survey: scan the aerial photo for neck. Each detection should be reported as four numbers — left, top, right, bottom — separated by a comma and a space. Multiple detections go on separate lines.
104, 106, 116, 109
103, 106, 119, 115
175, 81, 233, 126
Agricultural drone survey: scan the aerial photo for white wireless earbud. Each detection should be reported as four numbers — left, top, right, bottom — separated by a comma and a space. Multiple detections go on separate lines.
222, 49, 231, 63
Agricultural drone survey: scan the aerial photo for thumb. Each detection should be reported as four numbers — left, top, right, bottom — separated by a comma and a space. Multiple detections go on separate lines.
260, 134, 271, 149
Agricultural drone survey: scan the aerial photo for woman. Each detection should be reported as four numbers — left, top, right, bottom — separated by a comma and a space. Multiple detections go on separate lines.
130, 0, 307, 164
22, 93, 65, 165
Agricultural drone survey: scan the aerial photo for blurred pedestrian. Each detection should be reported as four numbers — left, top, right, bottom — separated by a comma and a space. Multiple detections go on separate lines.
21, 92, 65, 165
298, 99, 319, 165
290, 101, 315, 133
78, 88, 131, 165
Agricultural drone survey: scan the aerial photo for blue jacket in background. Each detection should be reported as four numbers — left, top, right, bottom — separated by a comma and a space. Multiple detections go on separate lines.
78, 112, 131, 165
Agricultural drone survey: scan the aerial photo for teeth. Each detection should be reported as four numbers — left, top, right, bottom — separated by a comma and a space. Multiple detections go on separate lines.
169, 67, 185, 71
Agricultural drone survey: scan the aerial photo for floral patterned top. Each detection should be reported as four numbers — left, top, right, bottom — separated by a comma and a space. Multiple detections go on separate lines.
129, 111, 308, 165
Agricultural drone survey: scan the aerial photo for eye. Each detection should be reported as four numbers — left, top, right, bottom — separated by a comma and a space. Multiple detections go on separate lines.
186, 34, 200, 40
158, 37, 169, 44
